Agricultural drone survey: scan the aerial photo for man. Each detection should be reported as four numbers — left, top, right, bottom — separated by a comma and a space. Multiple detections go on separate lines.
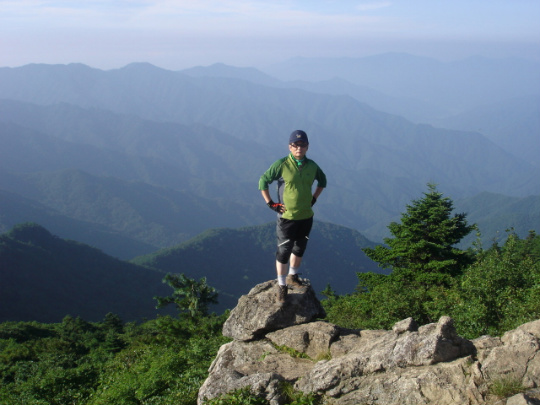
259, 129, 327, 303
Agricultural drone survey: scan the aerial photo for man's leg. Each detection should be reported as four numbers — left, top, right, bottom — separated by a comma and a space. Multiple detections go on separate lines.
286, 217, 313, 287
286, 253, 303, 287
289, 253, 302, 272
276, 260, 288, 286
275, 260, 289, 303
276, 219, 294, 284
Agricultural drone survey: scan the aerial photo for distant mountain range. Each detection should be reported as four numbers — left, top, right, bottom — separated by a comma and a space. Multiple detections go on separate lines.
0, 221, 380, 322
262, 53, 540, 120
1, 54, 538, 322
0, 59, 540, 247
434, 95, 540, 167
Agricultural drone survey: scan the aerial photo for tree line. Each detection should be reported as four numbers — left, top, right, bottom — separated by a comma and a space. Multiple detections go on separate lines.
323, 183, 540, 339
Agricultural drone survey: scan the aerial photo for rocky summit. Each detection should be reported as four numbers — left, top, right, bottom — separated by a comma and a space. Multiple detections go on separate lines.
198, 280, 540, 405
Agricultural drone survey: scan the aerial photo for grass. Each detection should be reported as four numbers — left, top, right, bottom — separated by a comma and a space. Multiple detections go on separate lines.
488, 375, 525, 398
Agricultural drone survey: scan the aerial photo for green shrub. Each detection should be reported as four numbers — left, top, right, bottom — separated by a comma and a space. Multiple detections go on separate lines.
203, 387, 267, 405
488, 375, 525, 398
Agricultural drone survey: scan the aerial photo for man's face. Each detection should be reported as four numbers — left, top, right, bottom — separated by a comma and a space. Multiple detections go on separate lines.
289, 142, 309, 159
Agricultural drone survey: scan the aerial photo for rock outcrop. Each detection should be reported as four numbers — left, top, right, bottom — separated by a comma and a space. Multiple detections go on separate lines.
222, 280, 326, 341
198, 280, 540, 405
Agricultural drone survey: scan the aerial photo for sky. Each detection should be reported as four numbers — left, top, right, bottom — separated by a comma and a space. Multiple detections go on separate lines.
1, 0, 539, 70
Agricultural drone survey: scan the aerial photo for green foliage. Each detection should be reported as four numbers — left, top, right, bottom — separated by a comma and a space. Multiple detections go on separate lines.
363, 183, 475, 285
326, 185, 475, 329
154, 273, 219, 319
488, 375, 525, 399
279, 382, 324, 405
323, 272, 455, 329
0, 312, 229, 405
324, 230, 540, 338
325, 186, 539, 339
272, 344, 311, 360
203, 387, 267, 405
203, 384, 324, 405
452, 232, 540, 338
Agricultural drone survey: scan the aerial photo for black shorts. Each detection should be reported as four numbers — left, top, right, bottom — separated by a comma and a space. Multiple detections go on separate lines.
275, 216, 314, 263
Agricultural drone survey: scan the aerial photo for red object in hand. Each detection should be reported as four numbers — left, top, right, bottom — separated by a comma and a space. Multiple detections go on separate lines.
267, 201, 285, 213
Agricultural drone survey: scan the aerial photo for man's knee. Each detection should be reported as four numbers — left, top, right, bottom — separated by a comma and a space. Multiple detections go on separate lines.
291, 236, 309, 257
276, 239, 293, 264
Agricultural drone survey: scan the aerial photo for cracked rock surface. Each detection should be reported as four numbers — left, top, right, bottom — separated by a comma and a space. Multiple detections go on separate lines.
198, 280, 540, 405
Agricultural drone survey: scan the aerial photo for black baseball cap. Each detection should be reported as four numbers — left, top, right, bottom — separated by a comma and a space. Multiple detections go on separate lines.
289, 130, 309, 144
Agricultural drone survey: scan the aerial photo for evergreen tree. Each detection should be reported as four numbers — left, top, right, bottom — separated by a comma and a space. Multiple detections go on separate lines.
363, 183, 475, 286
154, 273, 218, 319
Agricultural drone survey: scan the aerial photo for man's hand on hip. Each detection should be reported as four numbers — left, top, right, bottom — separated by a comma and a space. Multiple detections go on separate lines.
267, 200, 286, 213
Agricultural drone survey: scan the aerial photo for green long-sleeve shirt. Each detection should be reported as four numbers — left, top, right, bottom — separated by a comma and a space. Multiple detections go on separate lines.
259, 153, 327, 220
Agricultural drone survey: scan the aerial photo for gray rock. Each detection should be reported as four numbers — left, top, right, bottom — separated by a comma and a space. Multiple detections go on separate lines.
198, 280, 540, 405
295, 316, 476, 396
481, 319, 540, 389
266, 321, 339, 359
506, 391, 540, 405
393, 317, 419, 334
222, 280, 326, 341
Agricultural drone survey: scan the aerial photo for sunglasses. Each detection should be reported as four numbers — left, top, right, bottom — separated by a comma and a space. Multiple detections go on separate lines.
290, 142, 308, 149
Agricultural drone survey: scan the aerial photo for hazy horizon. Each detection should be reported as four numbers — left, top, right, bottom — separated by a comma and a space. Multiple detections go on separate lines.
1, 1, 539, 71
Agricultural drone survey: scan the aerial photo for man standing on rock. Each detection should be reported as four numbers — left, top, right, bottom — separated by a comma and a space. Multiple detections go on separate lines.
259, 130, 327, 303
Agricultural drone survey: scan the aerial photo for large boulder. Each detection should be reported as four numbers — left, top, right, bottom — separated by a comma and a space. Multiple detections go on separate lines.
222, 280, 326, 341
479, 319, 540, 391
295, 316, 476, 396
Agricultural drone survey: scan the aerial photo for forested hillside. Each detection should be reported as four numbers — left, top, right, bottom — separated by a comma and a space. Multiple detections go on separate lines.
0, 223, 173, 323
456, 192, 540, 247
0, 220, 379, 322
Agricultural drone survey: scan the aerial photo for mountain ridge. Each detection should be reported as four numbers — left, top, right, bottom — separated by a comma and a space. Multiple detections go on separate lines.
0, 223, 173, 323
1, 220, 380, 322
1, 59, 538, 248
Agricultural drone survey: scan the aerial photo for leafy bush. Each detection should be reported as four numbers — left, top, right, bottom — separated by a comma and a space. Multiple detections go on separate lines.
324, 185, 540, 339
324, 231, 540, 339
0, 313, 229, 405
451, 232, 540, 338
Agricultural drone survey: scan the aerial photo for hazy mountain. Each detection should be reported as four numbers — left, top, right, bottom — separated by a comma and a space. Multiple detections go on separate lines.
0, 189, 156, 259
0, 223, 173, 323
456, 193, 540, 247
132, 221, 382, 312
0, 166, 264, 254
0, 100, 268, 196
434, 95, 540, 167
1, 62, 538, 245
262, 53, 540, 118
181, 62, 280, 87
180, 63, 447, 123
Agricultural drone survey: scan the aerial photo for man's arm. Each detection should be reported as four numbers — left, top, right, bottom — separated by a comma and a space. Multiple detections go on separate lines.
313, 186, 324, 200
259, 158, 287, 213
262, 189, 286, 213
261, 189, 272, 204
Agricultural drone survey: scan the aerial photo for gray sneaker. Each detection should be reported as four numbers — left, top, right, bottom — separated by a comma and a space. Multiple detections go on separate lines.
277, 285, 288, 303
286, 273, 303, 287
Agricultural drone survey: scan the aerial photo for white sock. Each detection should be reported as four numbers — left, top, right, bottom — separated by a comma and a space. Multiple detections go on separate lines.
277, 275, 287, 286
289, 266, 299, 275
